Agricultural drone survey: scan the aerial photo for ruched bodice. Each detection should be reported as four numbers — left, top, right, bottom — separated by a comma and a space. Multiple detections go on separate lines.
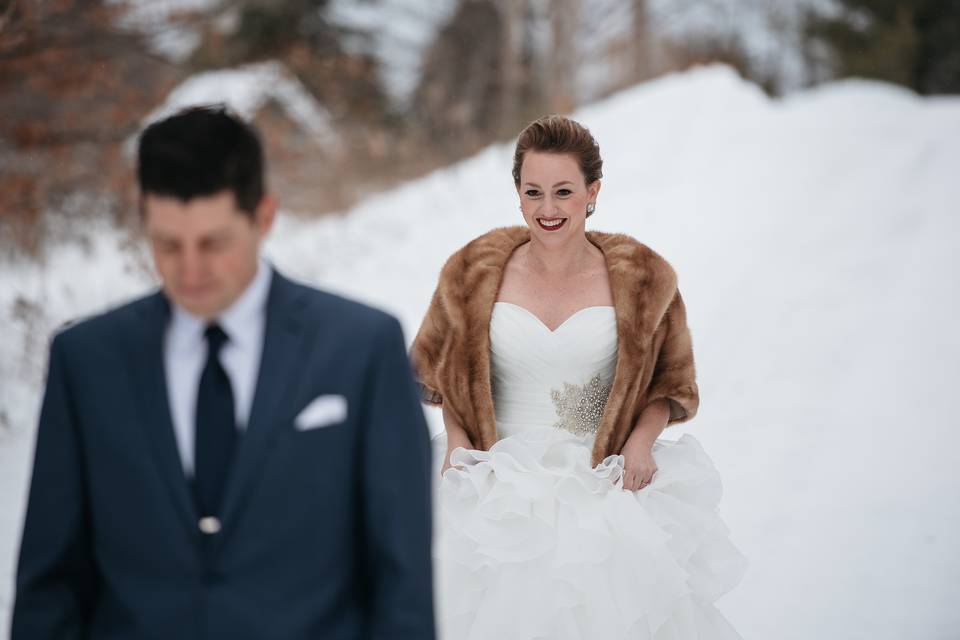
490, 302, 618, 439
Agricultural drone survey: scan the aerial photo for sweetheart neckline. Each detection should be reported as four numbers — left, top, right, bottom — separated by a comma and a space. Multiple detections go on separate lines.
493, 301, 615, 334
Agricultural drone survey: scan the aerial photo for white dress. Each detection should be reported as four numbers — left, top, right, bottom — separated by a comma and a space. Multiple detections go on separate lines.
432, 302, 747, 640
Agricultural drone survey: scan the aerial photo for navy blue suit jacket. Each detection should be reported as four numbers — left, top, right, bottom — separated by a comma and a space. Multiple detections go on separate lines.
11, 269, 435, 640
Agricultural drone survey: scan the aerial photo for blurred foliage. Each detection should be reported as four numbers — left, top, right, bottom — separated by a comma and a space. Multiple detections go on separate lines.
189, 0, 387, 120
185, 0, 410, 215
807, 0, 960, 93
0, 0, 790, 257
412, 0, 512, 160
231, 0, 336, 58
0, 0, 177, 255
4, 0, 958, 258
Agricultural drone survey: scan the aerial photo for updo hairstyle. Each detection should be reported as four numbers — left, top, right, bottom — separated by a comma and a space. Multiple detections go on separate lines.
511, 115, 603, 191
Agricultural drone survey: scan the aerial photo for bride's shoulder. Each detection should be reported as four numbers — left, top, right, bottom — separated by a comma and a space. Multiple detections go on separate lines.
587, 230, 678, 285
460, 225, 529, 256
439, 226, 529, 275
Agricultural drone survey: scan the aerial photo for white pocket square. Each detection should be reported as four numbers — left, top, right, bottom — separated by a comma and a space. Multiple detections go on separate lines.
294, 395, 348, 431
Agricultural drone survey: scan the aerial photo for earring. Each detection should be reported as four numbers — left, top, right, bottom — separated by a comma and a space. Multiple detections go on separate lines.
586, 203, 596, 217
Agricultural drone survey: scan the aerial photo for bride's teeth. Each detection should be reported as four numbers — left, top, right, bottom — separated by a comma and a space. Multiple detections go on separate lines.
540, 218, 563, 227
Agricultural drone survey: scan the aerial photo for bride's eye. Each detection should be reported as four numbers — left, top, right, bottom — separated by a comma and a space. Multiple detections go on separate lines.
524, 189, 542, 198
556, 189, 572, 197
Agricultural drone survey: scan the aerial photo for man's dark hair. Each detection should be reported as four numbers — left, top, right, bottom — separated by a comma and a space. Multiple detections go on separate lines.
137, 105, 265, 216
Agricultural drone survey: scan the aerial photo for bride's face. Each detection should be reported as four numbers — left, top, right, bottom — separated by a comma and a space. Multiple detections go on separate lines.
517, 151, 599, 243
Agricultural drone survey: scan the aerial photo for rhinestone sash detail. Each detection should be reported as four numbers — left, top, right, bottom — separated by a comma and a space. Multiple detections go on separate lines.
550, 374, 613, 436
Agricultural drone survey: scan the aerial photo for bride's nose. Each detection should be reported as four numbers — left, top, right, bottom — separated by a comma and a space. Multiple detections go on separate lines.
538, 195, 562, 216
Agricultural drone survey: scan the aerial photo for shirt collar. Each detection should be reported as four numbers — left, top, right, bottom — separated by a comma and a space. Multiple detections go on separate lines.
218, 259, 271, 348
168, 259, 272, 351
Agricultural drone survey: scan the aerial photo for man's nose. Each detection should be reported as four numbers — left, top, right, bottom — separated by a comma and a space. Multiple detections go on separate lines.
179, 247, 206, 286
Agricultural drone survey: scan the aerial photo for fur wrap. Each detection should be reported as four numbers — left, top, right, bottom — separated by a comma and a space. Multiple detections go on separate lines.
411, 226, 699, 466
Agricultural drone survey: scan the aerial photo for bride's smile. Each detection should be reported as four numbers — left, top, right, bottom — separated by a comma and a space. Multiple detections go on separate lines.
535, 216, 567, 231
518, 149, 599, 246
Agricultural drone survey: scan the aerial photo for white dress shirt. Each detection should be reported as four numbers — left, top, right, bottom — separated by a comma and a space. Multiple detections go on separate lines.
164, 260, 272, 477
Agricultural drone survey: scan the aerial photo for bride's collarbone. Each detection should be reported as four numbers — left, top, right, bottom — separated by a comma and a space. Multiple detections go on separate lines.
504, 256, 608, 288
497, 282, 613, 331
499, 266, 613, 318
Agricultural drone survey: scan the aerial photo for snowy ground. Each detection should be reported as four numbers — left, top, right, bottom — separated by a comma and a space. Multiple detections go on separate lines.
2, 66, 959, 638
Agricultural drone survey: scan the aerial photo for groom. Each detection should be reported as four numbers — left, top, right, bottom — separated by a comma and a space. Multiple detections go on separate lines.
11, 106, 435, 639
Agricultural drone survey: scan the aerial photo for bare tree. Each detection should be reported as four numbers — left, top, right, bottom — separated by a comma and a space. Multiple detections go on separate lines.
631, 0, 655, 82
546, 0, 581, 113
412, 0, 505, 157
495, 0, 528, 133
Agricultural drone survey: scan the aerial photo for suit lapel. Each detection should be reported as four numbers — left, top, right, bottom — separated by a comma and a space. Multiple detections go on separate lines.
129, 292, 198, 533
219, 270, 310, 530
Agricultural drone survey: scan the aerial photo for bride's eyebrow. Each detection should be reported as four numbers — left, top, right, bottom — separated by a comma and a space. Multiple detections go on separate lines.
523, 181, 574, 188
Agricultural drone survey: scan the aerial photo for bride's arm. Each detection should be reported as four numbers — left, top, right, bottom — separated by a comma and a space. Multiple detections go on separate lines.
620, 288, 699, 491
441, 403, 474, 475
620, 398, 670, 491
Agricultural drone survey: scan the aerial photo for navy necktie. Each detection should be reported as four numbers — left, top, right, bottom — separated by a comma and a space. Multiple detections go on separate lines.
194, 324, 237, 517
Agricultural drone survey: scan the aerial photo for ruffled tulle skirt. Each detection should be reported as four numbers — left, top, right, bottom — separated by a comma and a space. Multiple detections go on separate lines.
431, 427, 747, 640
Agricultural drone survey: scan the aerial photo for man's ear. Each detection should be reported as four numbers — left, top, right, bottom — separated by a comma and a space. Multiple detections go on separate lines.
254, 194, 277, 237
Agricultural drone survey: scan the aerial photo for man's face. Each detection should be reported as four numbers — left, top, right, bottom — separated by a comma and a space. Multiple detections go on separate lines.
143, 190, 275, 320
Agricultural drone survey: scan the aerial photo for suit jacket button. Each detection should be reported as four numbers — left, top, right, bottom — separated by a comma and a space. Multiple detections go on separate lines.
198, 517, 221, 535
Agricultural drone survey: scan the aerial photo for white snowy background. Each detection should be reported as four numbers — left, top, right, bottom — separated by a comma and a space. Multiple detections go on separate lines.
2, 65, 959, 638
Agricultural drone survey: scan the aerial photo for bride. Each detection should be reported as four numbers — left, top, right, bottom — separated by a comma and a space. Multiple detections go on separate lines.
411, 115, 746, 639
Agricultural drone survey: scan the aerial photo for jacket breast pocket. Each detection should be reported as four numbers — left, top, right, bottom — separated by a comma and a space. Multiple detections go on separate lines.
293, 394, 348, 432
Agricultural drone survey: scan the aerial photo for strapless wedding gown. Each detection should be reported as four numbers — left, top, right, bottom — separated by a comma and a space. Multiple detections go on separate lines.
432, 302, 747, 640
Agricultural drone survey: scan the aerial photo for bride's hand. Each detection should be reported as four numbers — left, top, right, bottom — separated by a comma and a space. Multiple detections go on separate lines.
441, 432, 473, 476
440, 406, 474, 477
620, 399, 668, 490
621, 438, 657, 491
440, 451, 458, 476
